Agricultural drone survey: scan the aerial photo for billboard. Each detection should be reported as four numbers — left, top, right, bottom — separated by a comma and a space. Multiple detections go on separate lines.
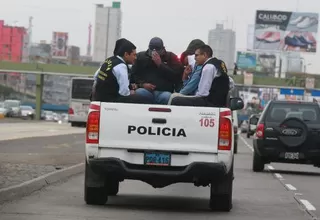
236, 52, 256, 71
236, 51, 276, 74
256, 53, 276, 74
51, 32, 69, 59
254, 10, 318, 53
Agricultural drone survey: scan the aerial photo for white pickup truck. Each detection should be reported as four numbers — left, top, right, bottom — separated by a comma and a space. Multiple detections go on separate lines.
84, 97, 244, 211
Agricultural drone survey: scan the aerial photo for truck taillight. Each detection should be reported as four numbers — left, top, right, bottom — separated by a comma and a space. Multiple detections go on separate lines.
256, 123, 264, 139
68, 108, 74, 115
86, 108, 100, 144
218, 117, 232, 151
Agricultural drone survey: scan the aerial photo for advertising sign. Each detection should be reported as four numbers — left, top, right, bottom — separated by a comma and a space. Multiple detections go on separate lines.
254, 10, 318, 53
236, 51, 276, 74
256, 53, 276, 74
51, 32, 69, 59
236, 52, 256, 70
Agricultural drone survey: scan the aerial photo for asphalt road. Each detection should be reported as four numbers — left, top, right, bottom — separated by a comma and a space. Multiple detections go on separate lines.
0, 137, 316, 220
0, 121, 84, 141
0, 133, 85, 189
241, 134, 320, 218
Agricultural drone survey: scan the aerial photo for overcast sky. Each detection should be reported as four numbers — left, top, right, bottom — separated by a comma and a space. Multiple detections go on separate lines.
1, 0, 319, 73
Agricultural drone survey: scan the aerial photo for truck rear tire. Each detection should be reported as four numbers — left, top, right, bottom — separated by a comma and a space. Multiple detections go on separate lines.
209, 163, 233, 212
252, 151, 265, 172
84, 162, 108, 205
247, 133, 250, 138
234, 142, 238, 154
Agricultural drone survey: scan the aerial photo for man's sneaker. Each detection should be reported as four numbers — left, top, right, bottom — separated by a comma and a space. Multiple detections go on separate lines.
256, 32, 273, 41
290, 16, 305, 25
296, 17, 318, 29
264, 32, 281, 43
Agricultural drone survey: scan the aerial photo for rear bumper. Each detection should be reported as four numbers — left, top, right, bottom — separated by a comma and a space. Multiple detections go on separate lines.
68, 115, 87, 123
88, 157, 228, 182
254, 139, 320, 164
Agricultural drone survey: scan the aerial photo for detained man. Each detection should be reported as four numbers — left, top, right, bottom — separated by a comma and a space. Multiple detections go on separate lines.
170, 45, 230, 107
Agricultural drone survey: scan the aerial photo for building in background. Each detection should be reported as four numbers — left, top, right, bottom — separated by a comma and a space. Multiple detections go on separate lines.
246, 24, 254, 51
0, 20, 28, 62
208, 23, 236, 69
67, 46, 80, 65
93, 1, 122, 62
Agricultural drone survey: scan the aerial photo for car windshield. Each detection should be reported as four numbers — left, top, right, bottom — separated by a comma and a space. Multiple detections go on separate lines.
266, 103, 320, 123
4, 101, 19, 108
21, 106, 33, 110
71, 78, 94, 100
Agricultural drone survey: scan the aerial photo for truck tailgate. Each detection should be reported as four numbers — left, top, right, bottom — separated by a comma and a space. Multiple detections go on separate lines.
99, 103, 220, 153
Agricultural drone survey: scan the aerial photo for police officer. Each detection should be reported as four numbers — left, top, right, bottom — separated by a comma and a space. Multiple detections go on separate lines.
90, 38, 129, 101
171, 45, 230, 107
93, 39, 152, 104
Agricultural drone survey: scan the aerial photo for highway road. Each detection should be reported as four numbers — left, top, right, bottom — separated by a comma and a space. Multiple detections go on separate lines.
0, 121, 84, 141
0, 122, 85, 189
0, 135, 318, 220
241, 135, 320, 218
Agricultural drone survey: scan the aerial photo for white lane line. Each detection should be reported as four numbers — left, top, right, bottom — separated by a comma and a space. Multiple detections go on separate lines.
285, 184, 297, 191
267, 165, 275, 170
274, 173, 284, 179
300, 199, 316, 211
239, 136, 254, 152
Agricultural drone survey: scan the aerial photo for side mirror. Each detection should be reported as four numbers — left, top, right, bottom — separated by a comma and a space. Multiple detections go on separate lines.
230, 97, 244, 111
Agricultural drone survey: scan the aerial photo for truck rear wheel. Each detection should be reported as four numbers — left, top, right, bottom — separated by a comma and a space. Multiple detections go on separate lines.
252, 151, 265, 172
209, 163, 233, 212
84, 162, 108, 205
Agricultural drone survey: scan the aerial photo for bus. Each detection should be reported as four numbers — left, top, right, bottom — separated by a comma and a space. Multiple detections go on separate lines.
68, 77, 94, 127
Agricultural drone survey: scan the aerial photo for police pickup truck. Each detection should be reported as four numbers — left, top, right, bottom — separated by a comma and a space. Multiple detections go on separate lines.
84, 98, 244, 211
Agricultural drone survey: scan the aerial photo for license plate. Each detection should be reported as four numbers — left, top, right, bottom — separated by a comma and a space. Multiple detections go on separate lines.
284, 152, 299, 160
144, 152, 171, 166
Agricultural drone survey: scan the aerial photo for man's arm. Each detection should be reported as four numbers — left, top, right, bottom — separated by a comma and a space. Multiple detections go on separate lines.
158, 52, 184, 82
113, 64, 130, 96
195, 64, 217, 97
179, 65, 202, 95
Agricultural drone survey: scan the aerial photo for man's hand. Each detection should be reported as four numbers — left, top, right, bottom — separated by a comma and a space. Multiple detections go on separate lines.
130, 90, 135, 95
152, 51, 162, 67
142, 83, 156, 91
182, 65, 192, 80
131, 83, 138, 90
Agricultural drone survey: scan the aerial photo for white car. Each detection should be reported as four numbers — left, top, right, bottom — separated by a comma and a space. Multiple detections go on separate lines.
84, 99, 244, 211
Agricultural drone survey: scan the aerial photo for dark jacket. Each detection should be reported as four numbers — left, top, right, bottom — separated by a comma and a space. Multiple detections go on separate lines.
93, 56, 126, 102
130, 50, 183, 92
201, 57, 230, 107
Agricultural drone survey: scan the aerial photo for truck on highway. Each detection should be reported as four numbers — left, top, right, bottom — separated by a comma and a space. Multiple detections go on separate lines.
68, 77, 94, 127
84, 98, 244, 211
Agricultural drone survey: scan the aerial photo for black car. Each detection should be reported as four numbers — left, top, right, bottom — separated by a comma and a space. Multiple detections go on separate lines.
252, 100, 320, 172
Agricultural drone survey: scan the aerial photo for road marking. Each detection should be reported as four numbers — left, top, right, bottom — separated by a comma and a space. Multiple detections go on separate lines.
267, 165, 275, 170
274, 173, 284, 179
285, 184, 297, 191
300, 199, 316, 211
239, 136, 254, 152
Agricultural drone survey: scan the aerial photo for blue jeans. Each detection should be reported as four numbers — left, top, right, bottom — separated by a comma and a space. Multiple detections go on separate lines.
135, 88, 171, 105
